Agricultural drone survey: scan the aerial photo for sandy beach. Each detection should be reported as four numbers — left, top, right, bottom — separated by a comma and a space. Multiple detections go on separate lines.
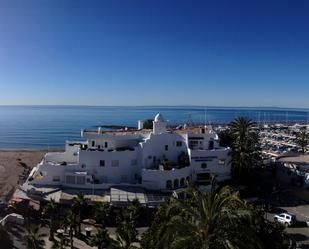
0, 150, 48, 200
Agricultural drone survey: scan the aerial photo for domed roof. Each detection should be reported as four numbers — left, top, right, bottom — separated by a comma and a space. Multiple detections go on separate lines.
154, 113, 165, 122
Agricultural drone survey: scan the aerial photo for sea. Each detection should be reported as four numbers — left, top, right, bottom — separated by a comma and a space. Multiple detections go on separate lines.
0, 105, 308, 149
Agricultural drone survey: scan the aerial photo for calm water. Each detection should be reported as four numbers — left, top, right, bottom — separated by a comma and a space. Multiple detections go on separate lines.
0, 106, 308, 149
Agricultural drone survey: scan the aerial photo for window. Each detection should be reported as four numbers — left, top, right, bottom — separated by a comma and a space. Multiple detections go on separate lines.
166, 180, 172, 189
189, 140, 199, 149
208, 140, 214, 150
180, 178, 185, 186
104, 142, 108, 148
66, 175, 75, 184
186, 176, 191, 183
218, 159, 226, 165
131, 159, 137, 166
91, 140, 95, 147
176, 141, 182, 147
174, 179, 179, 188
52, 176, 60, 182
112, 160, 119, 167
76, 176, 86, 185
165, 145, 168, 151
201, 163, 207, 169
100, 160, 105, 167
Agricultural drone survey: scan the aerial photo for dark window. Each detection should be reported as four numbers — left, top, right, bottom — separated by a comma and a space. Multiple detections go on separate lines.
165, 145, 168, 151
208, 140, 214, 150
100, 160, 105, 167
176, 141, 183, 147
105, 142, 108, 148
180, 178, 185, 186
91, 141, 95, 147
189, 140, 199, 149
201, 163, 207, 169
174, 179, 179, 188
166, 180, 172, 189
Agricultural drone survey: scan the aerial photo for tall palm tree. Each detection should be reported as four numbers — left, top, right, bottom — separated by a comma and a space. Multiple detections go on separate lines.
230, 116, 256, 146
230, 117, 259, 183
43, 198, 58, 241
66, 210, 77, 249
90, 228, 113, 249
296, 129, 309, 154
24, 224, 45, 249
72, 192, 87, 235
156, 178, 263, 249
94, 202, 111, 227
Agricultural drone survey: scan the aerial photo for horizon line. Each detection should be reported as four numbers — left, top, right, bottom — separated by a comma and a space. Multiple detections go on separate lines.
0, 104, 308, 110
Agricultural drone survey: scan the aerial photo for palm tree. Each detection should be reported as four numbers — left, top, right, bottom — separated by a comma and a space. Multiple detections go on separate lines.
115, 220, 139, 249
90, 228, 113, 249
296, 128, 309, 154
94, 202, 111, 227
230, 117, 259, 183
124, 199, 141, 225
0, 225, 13, 249
66, 210, 77, 249
43, 198, 59, 241
24, 224, 45, 249
230, 116, 256, 146
72, 192, 87, 235
155, 178, 263, 249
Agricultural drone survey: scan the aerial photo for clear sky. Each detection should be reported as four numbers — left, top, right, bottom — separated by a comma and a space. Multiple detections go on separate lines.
0, 0, 309, 107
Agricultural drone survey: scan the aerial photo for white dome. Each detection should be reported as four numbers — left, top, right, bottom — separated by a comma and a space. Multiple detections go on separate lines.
154, 113, 165, 122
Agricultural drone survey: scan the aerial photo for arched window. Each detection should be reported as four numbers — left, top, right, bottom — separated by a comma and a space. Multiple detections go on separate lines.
166, 180, 172, 189
174, 179, 179, 189
180, 178, 185, 187
186, 176, 190, 184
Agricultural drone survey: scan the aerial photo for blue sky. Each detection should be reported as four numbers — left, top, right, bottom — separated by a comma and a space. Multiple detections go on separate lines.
0, 0, 309, 107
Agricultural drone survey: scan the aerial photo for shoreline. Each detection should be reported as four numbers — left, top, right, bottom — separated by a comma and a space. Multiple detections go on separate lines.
0, 150, 48, 201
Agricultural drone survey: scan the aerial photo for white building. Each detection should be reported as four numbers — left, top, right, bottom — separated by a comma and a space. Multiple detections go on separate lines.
26, 114, 231, 192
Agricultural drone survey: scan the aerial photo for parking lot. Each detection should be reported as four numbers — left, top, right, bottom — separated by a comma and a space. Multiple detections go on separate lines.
267, 187, 309, 248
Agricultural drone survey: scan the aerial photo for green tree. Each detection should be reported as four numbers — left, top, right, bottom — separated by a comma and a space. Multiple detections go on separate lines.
230, 117, 260, 183
115, 220, 138, 249
142, 119, 153, 129
249, 208, 289, 249
94, 202, 111, 227
296, 128, 309, 154
24, 224, 45, 249
157, 179, 263, 249
0, 224, 13, 249
43, 198, 59, 241
66, 210, 77, 249
218, 129, 235, 148
90, 228, 113, 249
72, 192, 87, 235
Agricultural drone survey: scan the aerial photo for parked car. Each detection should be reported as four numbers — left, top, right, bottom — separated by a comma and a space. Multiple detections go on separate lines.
274, 213, 296, 227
